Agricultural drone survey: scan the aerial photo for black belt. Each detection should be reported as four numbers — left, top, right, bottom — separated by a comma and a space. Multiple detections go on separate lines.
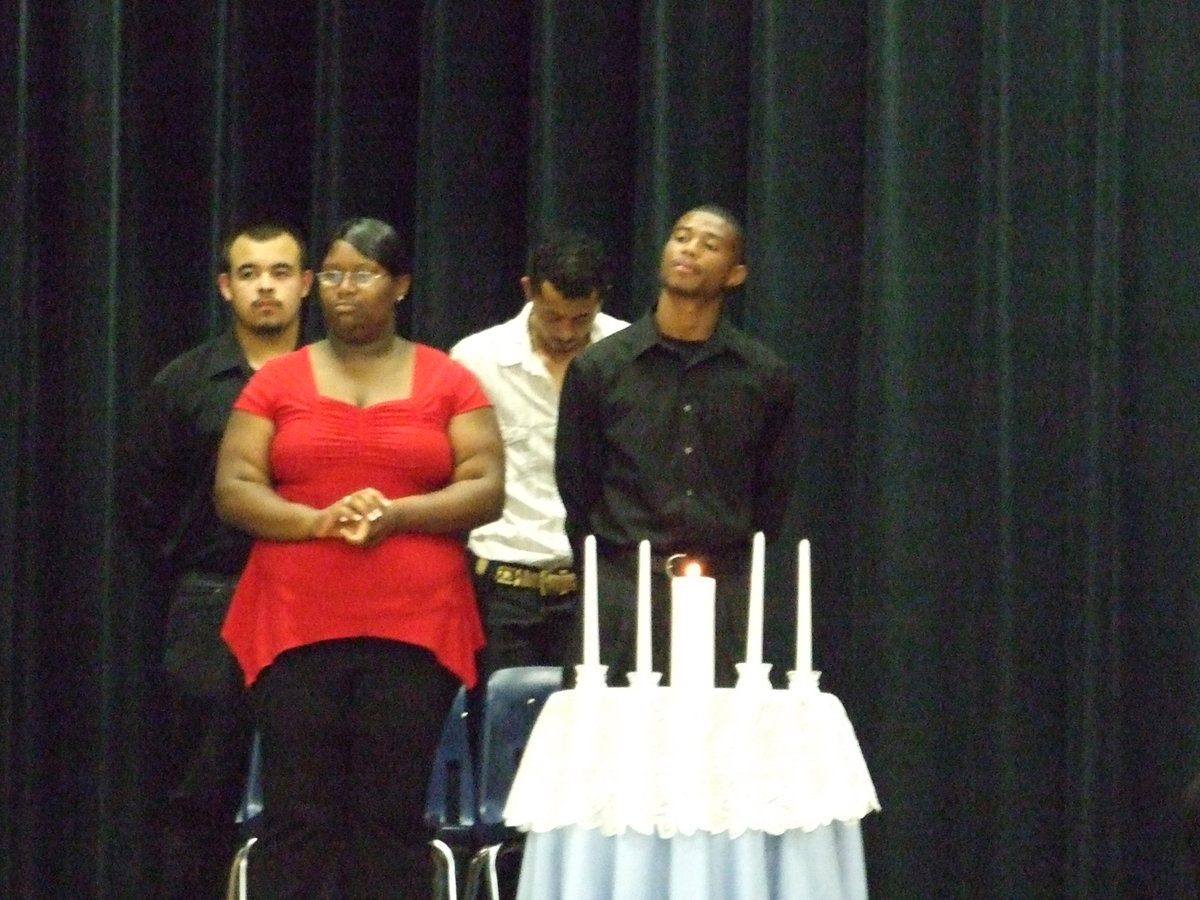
598, 544, 748, 578
650, 551, 747, 578
474, 558, 578, 596
177, 571, 241, 591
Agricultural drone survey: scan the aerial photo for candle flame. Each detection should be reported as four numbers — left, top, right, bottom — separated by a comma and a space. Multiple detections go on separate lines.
685, 562, 702, 577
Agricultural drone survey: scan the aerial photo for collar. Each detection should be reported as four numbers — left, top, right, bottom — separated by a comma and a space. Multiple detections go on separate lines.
201, 329, 254, 380
488, 304, 535, 368
498, 302, 622, 368
627, 305, 743, 363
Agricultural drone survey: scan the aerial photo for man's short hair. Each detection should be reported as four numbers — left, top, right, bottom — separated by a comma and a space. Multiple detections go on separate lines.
220, 222, 307, 273
527, 229, 612, 301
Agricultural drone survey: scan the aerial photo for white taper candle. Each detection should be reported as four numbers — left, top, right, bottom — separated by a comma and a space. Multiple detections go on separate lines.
796, 539, 812, 673
636, 540, 651, 673
746, 532, 765, 665
583, 535, 600, 666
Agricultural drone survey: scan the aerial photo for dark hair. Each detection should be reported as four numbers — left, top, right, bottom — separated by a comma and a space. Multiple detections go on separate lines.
527, 228, 611, 300
686, 203, 745, 264
327, 218, 409, 276
221, 222, 307, 272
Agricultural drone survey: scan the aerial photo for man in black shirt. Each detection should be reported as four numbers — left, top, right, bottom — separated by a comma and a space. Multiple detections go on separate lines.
119, 222, 311, 898
555, 204, 799, 686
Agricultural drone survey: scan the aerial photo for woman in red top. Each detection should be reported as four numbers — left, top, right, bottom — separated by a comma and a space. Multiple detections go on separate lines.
216, 217, 503, 899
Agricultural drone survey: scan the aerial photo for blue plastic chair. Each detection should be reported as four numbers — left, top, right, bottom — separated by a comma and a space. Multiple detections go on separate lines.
226, 731, 262, 900
426, 685, 475, 900
463, 666, 563, 900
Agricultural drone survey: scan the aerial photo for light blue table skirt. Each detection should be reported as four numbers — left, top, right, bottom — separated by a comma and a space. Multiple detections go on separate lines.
516, 820, 868, 900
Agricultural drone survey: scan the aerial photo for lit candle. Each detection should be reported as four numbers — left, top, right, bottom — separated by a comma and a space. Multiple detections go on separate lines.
583, 535, 599, 666
746, 532, 765, 665
670, 563, 716, 689
636, 540, 651, 673
796, 539, 812, 673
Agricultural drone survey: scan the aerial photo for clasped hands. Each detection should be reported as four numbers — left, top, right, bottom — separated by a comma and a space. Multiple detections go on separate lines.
316, 487, 392, 546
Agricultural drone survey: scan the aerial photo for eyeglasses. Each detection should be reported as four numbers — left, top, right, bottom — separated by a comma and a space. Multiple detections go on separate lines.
316, 270, 385, 288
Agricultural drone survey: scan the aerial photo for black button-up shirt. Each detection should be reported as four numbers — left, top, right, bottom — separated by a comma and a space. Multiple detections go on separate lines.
118, 330, 257, 579
555, 309, 800, 560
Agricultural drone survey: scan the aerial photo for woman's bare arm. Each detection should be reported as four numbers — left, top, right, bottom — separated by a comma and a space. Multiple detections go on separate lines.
213, 409, 344, 541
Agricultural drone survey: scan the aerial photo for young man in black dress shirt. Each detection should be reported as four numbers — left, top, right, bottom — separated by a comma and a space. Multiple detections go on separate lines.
555, 204, 799, 686
119, 222, 311, 899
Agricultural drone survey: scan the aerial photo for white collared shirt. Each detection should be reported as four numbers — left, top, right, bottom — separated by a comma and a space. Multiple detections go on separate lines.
450, 302, 628, 567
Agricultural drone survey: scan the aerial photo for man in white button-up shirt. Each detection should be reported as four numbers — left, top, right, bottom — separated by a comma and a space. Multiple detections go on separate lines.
451, 230, 627, 728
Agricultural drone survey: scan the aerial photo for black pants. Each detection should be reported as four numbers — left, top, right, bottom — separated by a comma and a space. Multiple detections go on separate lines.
248, 638, 458, 900
467, 560, 577, 767
471, 563, 578, 677
1184, 772, 1200, 898
157, 572, 251, 900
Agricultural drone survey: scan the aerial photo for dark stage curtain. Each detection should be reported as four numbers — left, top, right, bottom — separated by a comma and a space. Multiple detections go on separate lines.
4, 0, 1199, 896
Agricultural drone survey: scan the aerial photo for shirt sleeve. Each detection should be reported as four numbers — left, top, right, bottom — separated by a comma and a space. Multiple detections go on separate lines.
233, 361, 283, 420
115, 374, 184, 572
423, 345, 492, 418
447, 356, 492, 416
555, 354, 604, 562
752, 363, 801, 539
233, 349, 309, 422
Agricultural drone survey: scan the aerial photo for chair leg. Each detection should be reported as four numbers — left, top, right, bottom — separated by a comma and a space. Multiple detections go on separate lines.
463, 844, 501, 900
229, 835, 458, 900
226, 837, 256, 900
430, 838, 458, 900
486, 845, 501, 900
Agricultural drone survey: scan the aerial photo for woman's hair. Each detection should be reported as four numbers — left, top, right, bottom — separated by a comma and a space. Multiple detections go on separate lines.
327, 218, 409, 275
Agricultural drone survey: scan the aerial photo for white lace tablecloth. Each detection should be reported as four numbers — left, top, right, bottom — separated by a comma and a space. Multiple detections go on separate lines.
504, 686, 880, 839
